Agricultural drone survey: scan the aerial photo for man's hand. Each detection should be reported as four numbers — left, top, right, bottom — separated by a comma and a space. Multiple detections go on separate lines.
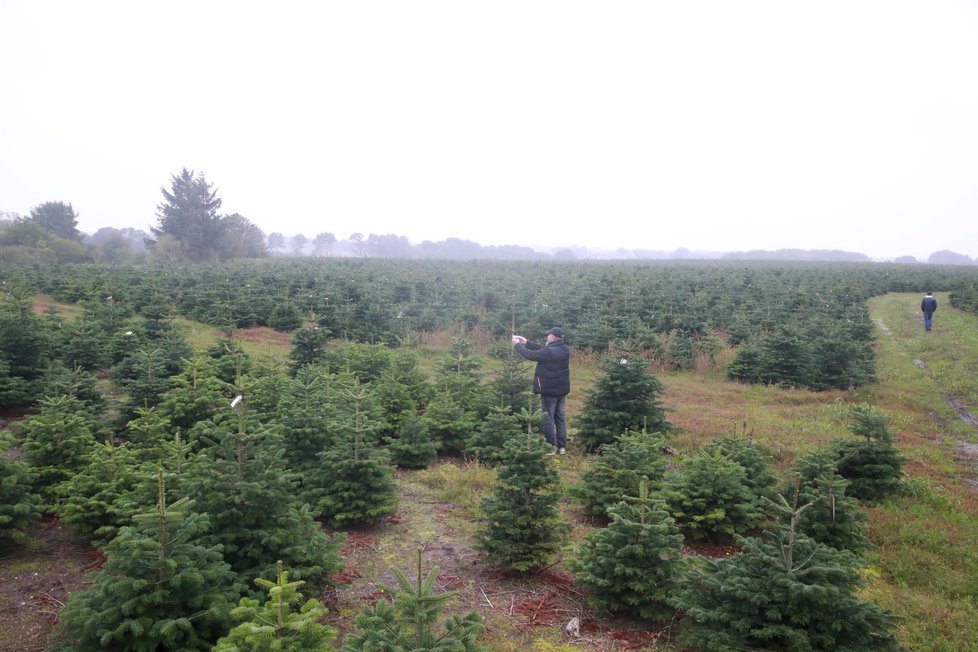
512, 335, 527, 345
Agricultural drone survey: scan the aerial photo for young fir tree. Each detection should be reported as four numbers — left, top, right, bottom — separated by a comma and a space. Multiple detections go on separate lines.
276, 370, 337, 473
388, 416, 439, 469
421, 389, 479, 455
373, 362, 431, 436
305, 379, 398, 525
781, 449, 871, 554
20, 394, 97, 505
672, 501, 902, 651
570, 478, 684, 619
664, 448, 763, 541
156, 354, 230, 436
575, 356, 670, 452
288, 323, 330, 376
111, 346, 180, 426
41, 362, 108, 416
464, 405, 524, 466
55, 440, 140, 549
475, 429, 570, 572
0, 432, 40, 549
213, 561, 337, 652
341, 548, 486, 652
833, 403, 905, 503
703, 433, 777, 500
572, 428, 668, 519
52, 474, 240, 652
183, 400, 344, 589
242, 355, 291, 419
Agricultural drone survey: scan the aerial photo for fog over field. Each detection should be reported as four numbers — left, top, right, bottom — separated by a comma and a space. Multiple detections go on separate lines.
2, 1, 977, 260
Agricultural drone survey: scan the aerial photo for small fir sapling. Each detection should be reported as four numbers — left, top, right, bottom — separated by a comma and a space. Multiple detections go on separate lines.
572, 428, 668, 519
183, 397, 345, 589
387, 416, 439, 469
0, 432, 40, 549
672, 499, 902, 652
569, 478, 685, 619
213, 561, 337, 652
54, 440, 140, 549
52, 473, 241, 652
703, 432, 778, 500
780, 449, 871, 554
341, 548, 486, 652
475, 426, 570, 572
20, 394, 97, 505
575, 355, 671, 452
833, 403, 905, 502
464, 405, 524, 466
664, 448, 764, 541
305, 380, 398, 525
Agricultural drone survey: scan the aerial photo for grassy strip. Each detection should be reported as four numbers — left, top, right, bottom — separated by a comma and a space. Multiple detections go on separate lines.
864, 292, 978, 650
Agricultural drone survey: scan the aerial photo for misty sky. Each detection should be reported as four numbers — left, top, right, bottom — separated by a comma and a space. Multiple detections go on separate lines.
2, 1, 977, 260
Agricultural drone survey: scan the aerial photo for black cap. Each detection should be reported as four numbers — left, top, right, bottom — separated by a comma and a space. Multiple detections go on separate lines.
545, 327, 564, 338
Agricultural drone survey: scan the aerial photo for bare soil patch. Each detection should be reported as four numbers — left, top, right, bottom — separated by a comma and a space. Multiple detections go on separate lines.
0, 518, 98, 652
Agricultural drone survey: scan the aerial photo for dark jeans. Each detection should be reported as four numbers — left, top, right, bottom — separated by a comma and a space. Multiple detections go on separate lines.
539, 394, 567, 449
924, 312, 934, 331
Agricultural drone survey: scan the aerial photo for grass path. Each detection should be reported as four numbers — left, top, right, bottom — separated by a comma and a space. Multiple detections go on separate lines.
862, 292, 978, 651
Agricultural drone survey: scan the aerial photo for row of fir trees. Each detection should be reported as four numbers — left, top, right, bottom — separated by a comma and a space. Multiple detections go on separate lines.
1, 286, 905, 650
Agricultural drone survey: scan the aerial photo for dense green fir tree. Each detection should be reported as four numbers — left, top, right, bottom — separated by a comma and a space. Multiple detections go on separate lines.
781, 449, 871, 554
288, 323, 330, 375
387, 416, 439, 469
432, 337, 492, 423
422, 390, 479, 455
486, 340, 533, 414
0, 432, 40, 549
111, 346, 181, 426
206, 336, 252, 386
475, 432, 570, 572
213, 561, 337, 652
341, 549, 486, 652
575, 356, 670, 452
572, 429, 667, 519
569, 478, 684, 619
664, 448, 764, 541
464, 405, 524, 466
55, 440, 140, 548
703, 434, 777, 499
305, 380, 398, 525
672, 503, 902, 652
242, 356, 291, 419
19, 395, 98, 505
52, 475, 240, 652
0, 286, 54, 407
276, 371, 336, 473
121, 406, 174, 460
373, 363, 432, 435
833, 403, 905, 502
183, 406, 344, 589
39, 362, 107, 416
156, 354, 230, 435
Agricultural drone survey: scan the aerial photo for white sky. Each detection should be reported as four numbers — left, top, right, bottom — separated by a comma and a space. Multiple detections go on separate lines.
2, 1, 977, 260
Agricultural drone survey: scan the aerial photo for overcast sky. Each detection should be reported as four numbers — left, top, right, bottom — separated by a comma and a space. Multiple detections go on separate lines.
2, 1, 977, 260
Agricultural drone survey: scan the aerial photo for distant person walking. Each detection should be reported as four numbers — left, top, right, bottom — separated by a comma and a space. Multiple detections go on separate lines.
512, 327, 570, 455
921, 291, 938, 332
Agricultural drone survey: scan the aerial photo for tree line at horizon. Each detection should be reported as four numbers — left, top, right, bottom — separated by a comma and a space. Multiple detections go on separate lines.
3, 168, 977, 265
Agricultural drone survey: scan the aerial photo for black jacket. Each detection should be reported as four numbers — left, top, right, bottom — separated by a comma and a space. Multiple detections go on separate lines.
921, 295, 937, 314
515, 340, 570, 396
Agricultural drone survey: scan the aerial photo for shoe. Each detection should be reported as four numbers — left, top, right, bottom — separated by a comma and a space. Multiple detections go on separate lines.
558, 448, 566, 455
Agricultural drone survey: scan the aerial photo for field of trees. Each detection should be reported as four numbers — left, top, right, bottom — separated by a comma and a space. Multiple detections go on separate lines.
3, 258, 978, 651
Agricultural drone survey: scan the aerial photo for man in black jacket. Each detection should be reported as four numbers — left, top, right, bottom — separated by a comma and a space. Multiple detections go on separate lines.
512, 327, 570, 455
921, 291, 937, 332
